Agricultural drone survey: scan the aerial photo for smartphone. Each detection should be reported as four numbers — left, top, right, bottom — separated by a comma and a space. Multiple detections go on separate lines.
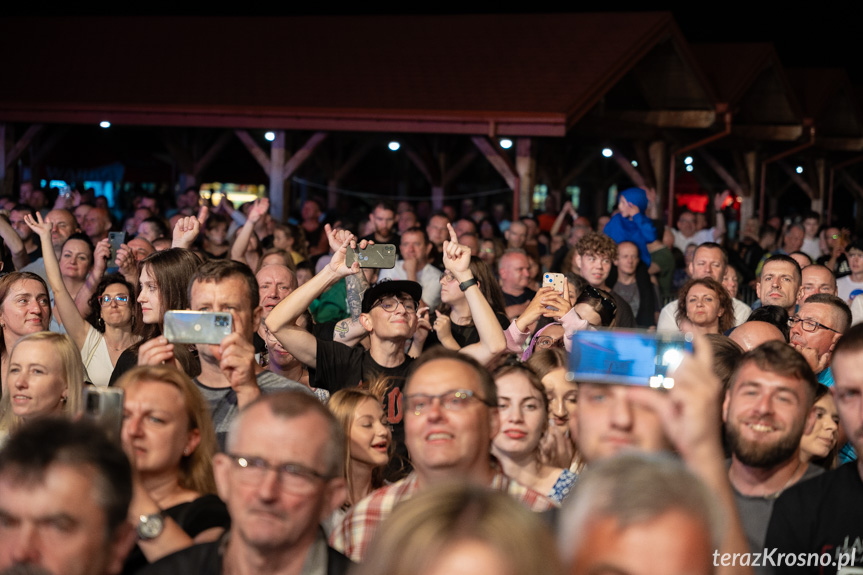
83, 387, 124, 444
568, 329, 693, 388
542, 272, 566, 292
108, 231, 126, 266
163, 310, 232, 345
345, 244, 397, 269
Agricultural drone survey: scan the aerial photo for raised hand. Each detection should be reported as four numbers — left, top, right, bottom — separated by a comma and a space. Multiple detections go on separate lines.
442, 223, 471, 280
247, 197, 270, 224
23, 212, 53, 241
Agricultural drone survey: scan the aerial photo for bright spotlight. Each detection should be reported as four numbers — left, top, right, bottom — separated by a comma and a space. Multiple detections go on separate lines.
684, 156, 693, 165
99, 121, 111, 129
796, 166, 803, 174
264, 132, 275, 142
631, 160, 638, 167
499, 138, 513, 149
388, 141, 401, 151
686, 165, 694, 172
602, 148, 613, 158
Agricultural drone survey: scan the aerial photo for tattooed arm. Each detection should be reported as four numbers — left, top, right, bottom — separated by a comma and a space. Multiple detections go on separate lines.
332, 269, 370, 346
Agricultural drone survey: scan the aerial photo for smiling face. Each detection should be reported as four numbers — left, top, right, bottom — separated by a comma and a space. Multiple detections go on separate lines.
349, 398, 391, 469
360, 291, 418, 342
492, 371, 547, 459
60, 239, 93, 281
404, 358, 498, 483
1, 279, 51, 343
723, 361, 812, 468
7, 340, 68, 420
136, 265, 162, 325
799, 393, 839, 461
121, 380, 199, 475
756, 260, 800, 312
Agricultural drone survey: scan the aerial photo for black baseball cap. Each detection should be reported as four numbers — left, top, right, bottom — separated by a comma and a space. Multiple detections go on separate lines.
361, 279, 423, 313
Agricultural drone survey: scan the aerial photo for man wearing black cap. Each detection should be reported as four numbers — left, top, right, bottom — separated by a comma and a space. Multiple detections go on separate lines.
266, 225, 422, 476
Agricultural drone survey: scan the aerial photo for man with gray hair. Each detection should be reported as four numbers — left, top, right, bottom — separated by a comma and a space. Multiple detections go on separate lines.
559, 453, 722, 575
142, 391, 352, 575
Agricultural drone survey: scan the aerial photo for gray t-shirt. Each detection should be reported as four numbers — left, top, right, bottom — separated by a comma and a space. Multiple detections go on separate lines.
613, 281, 640, 318
196, 371, 312, 451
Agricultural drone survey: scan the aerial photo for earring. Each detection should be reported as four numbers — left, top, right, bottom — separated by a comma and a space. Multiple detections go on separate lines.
183, 448, 190, 456
61, 396, 68, 404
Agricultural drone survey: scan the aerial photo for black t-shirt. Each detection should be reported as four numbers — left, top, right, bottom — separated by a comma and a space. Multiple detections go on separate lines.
504, 288, 536, 307
765, 461, 863, 573
316, 340, 414, 479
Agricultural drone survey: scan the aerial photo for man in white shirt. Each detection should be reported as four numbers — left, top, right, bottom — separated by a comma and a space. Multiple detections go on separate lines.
378, 228, 442, 309
670, 194, 727, 253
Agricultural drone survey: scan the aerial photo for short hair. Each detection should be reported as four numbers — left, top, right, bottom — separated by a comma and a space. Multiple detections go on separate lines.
675, 277, 735, 333
401, 226, 430, 246
406, 347, 497, 406
497, 249, 528, 274
87, 273, 137, 333
62, 232, 95, 258
139, 216, 169, 239
803, 293, 852, 333
729, 340, 818, 402
705, 334, 743, 391
0, 417, 132, 537
10, 204, 36, 217
188, 258, 259, 311
693, 242, 728, 266
354, 483, 561, 575
558, 452, 724, 563
762, 254, 802, 284
371, 200, 396, 215
746, 305, 790, 341
115, 365, 218, 494
575, 232, 617, 260
227, 391, 345, 478
0, 332, 85, 431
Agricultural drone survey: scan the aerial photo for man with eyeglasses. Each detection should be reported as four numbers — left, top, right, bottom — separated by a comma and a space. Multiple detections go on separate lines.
329, 349, 554, 562
141, 391, 353, 575
789, 293, 851, 385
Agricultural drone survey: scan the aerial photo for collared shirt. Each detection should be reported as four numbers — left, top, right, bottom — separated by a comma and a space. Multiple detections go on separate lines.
329, 470, 555, 562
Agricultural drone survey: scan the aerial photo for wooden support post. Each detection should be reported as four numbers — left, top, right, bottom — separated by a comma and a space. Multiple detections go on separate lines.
284, 132, 327, 179
649, 141, 667, 218
234, 130, 271, 173
269, 130, 286, 222
516, 137, 534, 217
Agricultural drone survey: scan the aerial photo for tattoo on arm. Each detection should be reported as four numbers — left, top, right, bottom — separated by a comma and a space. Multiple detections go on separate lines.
345, 272, 370, 322
334, 320, 350, 339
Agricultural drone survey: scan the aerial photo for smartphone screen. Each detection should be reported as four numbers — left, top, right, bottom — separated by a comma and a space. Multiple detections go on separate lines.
568, 329, 693, 388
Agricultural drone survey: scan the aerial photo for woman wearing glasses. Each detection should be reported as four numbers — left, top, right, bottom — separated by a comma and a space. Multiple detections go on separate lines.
25, 214, 141, 386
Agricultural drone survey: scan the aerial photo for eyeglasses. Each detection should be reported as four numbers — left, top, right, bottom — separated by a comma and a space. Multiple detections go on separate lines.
225, 453, 330, 494
535, 335, 564, 349
100, 294, 129, 306
404, 389, 492, 415
788, 316, 840, 334
440, 270, 457, 283
373, 296, 417, 313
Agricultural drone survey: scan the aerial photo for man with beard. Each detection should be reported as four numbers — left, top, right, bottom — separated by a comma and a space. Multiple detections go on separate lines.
723, 341, 820, 559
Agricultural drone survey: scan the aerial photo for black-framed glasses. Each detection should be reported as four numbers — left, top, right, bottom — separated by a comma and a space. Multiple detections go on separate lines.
226, 453, 331, 494
372, 296, 418, 313
788, 316, 840, 334
404, 389, 492, 415
100, 294, 129, 306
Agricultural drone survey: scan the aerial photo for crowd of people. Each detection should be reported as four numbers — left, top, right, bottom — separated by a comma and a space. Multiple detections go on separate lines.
0, 181, 862, 575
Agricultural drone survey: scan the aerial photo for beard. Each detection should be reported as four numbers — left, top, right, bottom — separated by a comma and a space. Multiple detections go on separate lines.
725, 418, 804, 468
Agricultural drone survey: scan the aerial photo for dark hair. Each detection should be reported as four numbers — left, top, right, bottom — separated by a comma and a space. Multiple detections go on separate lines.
438, 256, 507, 319
675, 277, 735, 333
761, 254, 802, 284
694, 242, 728, 267
87, 273, 137, 332
803, 293, 852, 333
137, 248, 202, 336
705, 334, 743, 391
747, 305, 791, 342
729, 340, 818, 403
401, 226, 430, 246
62, 232, 95, 258
0, 417, 132, 537
371, 200, 397, 214
189, 259, 259, 311
833, 323, 863, 363
139, 216, 169, 239
576, 285, 617, 327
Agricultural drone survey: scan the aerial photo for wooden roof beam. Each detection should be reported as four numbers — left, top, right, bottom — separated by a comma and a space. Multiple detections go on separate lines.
733, 125, 803, 141
607, 109, 716, 128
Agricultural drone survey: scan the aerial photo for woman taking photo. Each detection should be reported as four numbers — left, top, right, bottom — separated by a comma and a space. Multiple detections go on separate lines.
26, 213, 140, 386
674, 277, 734, 335
117, 365, 229, 574
0, 271, 51, 387
0, 332, 84, 434
492, 363, 575, 503
109, 248, 202, 384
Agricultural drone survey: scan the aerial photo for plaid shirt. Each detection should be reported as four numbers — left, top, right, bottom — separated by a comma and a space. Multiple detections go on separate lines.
328, 470, 555, 562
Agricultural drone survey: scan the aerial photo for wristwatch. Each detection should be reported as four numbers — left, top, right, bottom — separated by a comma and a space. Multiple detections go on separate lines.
459, 278, 478, 292
137, 512, 165, 540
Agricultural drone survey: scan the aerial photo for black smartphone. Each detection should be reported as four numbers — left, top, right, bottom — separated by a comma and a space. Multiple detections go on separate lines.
108, 231, 126, 266
345, 244, 397, 269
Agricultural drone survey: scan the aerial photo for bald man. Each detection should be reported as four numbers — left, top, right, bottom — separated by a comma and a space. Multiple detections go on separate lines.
729, 321, 786, 351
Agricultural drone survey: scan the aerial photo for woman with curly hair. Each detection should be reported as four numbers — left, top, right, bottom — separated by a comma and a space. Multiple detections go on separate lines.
674, 277, 734, 335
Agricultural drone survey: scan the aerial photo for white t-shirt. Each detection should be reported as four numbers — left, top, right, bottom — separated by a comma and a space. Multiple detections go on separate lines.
672, 228, 716, 253
656, 298, 751, 332
837, 275, 863, 304
377, 261, 442, 310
